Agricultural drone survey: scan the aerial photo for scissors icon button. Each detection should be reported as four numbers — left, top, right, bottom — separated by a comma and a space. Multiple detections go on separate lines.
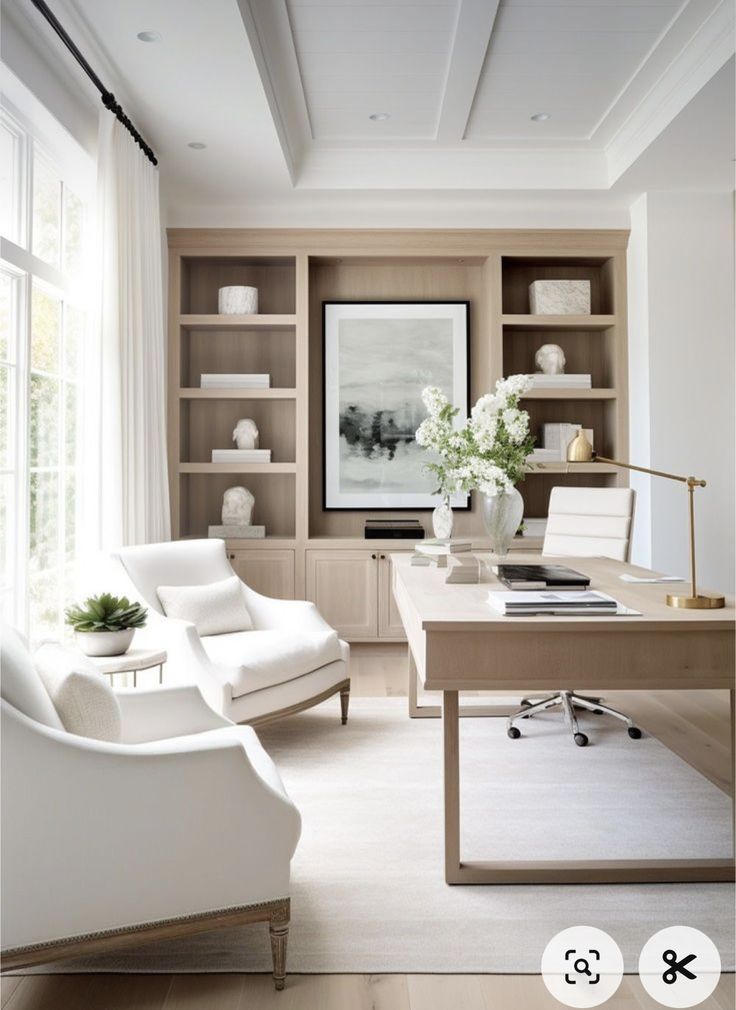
662, 949, 697, 984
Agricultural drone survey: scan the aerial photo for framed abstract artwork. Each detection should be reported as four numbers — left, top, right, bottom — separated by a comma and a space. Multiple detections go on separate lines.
323, 301, 470, 510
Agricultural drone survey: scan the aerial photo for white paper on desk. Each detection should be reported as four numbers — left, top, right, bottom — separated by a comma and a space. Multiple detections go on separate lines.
619, 573, 684, 584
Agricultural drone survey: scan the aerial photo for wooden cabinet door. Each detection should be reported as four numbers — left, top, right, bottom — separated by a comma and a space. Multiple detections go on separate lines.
229, 549, 295, 600
378, 552, 410, 640
306, 550, 378, 639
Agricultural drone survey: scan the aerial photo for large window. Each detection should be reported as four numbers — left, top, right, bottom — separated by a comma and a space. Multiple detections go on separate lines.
1, 97, 93, 640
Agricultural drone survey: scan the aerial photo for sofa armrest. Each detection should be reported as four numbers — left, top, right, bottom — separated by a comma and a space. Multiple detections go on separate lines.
116, 684, 233, 743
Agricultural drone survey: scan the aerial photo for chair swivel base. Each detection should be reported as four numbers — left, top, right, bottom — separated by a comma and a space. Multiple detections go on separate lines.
506, 690, 642, 747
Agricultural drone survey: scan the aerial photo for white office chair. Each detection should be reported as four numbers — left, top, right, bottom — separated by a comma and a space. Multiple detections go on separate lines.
507, 486, 641, 747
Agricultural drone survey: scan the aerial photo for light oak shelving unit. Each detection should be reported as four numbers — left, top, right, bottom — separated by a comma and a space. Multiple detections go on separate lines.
168, 229, 629, 640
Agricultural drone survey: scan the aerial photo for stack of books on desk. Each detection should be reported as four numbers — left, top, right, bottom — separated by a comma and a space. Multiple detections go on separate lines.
211, 449, 272, 463
415, 538, 473, 558
201, 373, 270, 388
494, 564, 590, 590
488, 590, 619, 616
529, 374, 591, 390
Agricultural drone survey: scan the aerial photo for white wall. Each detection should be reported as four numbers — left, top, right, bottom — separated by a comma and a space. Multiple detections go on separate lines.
628, 191, 735, 594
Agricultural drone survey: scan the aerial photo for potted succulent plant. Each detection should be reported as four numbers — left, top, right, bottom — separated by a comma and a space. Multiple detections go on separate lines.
65, 593, 148, 657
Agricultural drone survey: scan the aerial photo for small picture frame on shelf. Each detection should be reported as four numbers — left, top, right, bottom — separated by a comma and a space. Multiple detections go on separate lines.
323, 301, 470, 510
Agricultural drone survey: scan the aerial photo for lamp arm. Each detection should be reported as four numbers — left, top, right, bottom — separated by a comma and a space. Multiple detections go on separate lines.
591, 454, 706, 488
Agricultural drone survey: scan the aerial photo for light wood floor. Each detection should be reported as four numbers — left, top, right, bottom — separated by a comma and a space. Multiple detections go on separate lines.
4, 643, 733, 1010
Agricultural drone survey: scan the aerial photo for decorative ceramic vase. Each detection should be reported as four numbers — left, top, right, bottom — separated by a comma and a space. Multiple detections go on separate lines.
432, 496, 454, 540
76, 628, 134, 657
218, 286, 258, 315
481, 486, 523, 556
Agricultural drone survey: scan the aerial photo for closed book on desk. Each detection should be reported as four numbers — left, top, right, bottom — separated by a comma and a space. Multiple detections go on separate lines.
494, 563, 590, 590
488, 590, 618, 616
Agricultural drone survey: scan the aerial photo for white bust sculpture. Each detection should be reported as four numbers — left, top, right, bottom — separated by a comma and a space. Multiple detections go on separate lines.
222, 486, 254, 526
535, 343, 566, 375
232, 418, 259, 450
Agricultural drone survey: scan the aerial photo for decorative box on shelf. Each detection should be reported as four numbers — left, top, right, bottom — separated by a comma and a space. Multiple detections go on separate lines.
529, 280, 591, 315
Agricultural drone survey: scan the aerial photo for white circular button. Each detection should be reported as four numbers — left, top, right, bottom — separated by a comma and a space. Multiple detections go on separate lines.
639, 926, 721, 1007
541, 926, 624, 1007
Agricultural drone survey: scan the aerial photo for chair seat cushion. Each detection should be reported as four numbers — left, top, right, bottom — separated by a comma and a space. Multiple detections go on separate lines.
200, 628, 343, 697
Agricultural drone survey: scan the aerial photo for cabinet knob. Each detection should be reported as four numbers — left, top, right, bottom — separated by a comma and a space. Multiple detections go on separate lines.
371, 553, 377, 560
229, 553, 235, 560
380, 554, 386, 560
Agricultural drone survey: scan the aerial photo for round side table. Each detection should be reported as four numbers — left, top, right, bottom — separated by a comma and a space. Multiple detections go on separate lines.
88, 648, 167, 688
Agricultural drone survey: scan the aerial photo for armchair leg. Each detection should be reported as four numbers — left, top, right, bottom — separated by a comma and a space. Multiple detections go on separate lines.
340, 682, 351, 725
269, 899, 290, 991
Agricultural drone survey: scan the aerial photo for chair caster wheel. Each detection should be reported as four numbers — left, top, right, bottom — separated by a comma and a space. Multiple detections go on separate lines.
507, 726, 521, 739
520, 699, 532, 708
574, 732, 589, 747
592, 708, 603, 715
628, 726, 642, 739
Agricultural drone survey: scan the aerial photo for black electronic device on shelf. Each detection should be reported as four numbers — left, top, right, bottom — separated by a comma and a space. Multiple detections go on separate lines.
364, 519, 425, 540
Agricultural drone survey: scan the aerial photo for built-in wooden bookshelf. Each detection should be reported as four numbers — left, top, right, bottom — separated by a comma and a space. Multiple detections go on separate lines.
168, 229, 629, 639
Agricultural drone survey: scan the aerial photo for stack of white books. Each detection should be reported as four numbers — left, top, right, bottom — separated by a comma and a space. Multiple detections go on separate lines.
488, 590, 620, 616
211, 449, 272, 463
529, 373, 591, 389
201, 373, 270, 389
528, 448, 560, 463
415, 538, 473, 557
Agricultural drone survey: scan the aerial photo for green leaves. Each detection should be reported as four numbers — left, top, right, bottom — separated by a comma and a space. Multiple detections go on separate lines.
64, 592, 148, 633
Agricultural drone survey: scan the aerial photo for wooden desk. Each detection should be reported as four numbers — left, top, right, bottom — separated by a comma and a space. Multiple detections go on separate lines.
392, 552, 735, 885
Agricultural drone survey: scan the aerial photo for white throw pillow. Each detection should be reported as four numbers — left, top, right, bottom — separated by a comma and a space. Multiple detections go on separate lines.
34, 643, 122, 742
157, 575, 253, 636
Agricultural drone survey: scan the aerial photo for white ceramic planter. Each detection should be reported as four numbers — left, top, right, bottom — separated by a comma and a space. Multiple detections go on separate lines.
481, 486, 524, 556
218, 286, 258, 315
76, 629, 134, 657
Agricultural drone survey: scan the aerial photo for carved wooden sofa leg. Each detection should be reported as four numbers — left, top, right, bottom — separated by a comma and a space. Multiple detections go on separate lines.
269, 899, 290, 990
340, 681, 351, 725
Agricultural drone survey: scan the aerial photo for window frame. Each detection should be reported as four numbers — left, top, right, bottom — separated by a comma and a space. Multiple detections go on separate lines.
1, 94, 93, 637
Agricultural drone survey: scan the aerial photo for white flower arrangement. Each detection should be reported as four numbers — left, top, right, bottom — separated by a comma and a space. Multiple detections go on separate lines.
416, 376, 535, 498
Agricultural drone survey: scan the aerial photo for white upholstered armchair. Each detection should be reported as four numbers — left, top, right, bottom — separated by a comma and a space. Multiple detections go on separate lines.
113, 539, 350, 726
0, 625, 300, 986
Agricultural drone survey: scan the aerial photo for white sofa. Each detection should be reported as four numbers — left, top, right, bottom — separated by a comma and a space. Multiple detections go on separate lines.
0, 625, 301, 986
113, 539, 350, 726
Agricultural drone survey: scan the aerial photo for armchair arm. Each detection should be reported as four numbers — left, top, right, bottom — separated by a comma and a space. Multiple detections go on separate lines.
242, 587, 335, 635
116, 684, 232, 743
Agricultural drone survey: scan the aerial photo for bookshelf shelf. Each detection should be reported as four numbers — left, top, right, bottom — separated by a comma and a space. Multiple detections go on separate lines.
522, 388, 616, 400
178, 463, 297, 475
502, 314, 615, 331
179, 388, 297, 400
179, 314, 297, 330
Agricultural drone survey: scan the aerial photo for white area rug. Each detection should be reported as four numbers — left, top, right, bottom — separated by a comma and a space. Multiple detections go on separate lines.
35, 698, 734, 973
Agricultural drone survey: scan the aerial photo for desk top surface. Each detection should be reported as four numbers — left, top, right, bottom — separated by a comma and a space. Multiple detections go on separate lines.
392, 553, 735, 633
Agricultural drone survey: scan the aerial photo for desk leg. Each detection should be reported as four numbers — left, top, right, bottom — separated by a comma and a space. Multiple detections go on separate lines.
731, 690, 735, 865
159, 663, 163, 685
443, 690, 461, 883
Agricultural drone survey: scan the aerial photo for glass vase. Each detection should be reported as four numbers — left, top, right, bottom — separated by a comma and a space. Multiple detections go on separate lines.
432, 496, 454, 540
481, 486, 523, 556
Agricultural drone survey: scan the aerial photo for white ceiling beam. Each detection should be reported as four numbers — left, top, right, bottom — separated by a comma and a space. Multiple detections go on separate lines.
435, 0, 501, 143
236, 0, 313, 183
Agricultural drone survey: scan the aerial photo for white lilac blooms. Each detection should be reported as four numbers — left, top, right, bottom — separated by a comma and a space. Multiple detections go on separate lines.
415, 374, 535, 497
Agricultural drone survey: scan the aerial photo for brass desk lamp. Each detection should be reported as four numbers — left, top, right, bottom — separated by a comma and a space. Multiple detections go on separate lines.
566, 431, 725, 609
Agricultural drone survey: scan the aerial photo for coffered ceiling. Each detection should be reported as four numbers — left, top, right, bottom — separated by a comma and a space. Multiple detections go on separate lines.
240, 0, 734, 187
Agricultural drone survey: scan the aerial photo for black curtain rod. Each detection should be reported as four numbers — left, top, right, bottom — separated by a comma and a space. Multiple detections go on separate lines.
29, 0, 158, 165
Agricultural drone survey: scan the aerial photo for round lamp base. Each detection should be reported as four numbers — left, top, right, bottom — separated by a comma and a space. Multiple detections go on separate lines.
666, 592, 725, 609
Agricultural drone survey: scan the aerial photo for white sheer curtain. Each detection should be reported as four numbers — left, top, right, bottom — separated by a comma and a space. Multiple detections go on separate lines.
86, 110, 170, 549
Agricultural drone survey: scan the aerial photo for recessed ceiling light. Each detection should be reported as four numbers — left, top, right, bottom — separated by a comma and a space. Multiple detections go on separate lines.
369, 113, 390, 122
187, 142, 207, 150
136, 30, 162, 43
530, 112, 551, 122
